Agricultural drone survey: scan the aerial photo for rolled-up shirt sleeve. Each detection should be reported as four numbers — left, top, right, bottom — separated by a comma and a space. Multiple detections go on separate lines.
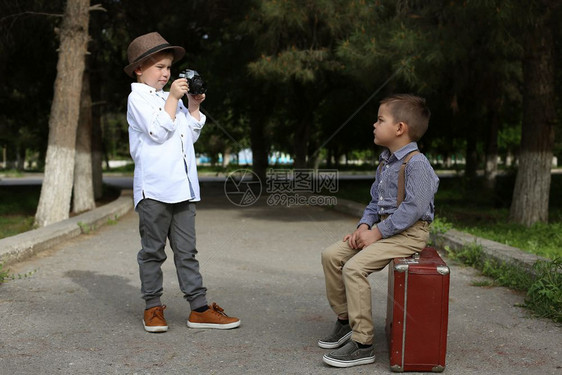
185, 110, 205, 143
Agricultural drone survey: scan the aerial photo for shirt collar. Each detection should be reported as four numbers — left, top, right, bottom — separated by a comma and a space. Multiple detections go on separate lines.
394, 142, 419, 160
380, 142, 419, 163
131, 82, 165, 96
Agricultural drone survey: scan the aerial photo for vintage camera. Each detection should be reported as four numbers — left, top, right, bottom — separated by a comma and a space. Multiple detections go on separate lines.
178, 69, 207, 95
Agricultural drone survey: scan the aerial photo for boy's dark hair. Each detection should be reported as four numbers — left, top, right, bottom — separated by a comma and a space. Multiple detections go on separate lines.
380, 94, 430, 141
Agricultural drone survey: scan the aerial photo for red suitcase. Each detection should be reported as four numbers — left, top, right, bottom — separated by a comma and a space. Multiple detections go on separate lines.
385, 247, 450, 372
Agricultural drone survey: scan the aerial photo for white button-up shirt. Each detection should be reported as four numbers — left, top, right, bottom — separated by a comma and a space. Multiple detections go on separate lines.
127, 83, 206, 208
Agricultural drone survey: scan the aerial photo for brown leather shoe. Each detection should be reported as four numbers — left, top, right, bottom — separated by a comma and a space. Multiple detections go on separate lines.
143, 305, 168, 333
187, 302, 241, 330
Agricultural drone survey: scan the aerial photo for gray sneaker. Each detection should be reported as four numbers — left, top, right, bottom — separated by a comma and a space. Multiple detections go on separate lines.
322, 340, 375, 368
317, 320, 352, 349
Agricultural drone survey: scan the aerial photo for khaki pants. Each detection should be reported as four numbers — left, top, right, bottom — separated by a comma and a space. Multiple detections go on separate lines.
321, 221, 430, 345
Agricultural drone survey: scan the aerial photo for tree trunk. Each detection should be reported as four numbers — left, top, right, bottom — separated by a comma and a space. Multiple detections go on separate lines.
91, 60, 104, 200
222, 145, 232, 168
91, 117, 103, 200
34, 0, 90, 227
484, 105, 500, 191
509, 9, 556, 226
464, 135, 478, 181
73, 70, 96, 213
250, 120, 269, 183
16, 145, 25, 171
293, 123, 308, 168
293, 114, 312, 169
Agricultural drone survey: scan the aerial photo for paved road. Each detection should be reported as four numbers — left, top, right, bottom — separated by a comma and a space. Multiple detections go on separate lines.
0, 183, 560, 374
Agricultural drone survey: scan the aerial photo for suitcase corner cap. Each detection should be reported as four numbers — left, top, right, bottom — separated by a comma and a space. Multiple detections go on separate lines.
395, 263, 409, 273
437, 265, 450, 275
432, 365, 446, 372
390, 364, 404, 372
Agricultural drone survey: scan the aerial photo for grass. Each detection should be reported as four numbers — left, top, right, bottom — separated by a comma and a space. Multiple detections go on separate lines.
434, 174, 562, 260
0, 184, 120, 240
0, 185, 40, 239
0, 263, 8, 283
443, 243, 562, 323
450, 220, 562, 259
0, 264, 36, 283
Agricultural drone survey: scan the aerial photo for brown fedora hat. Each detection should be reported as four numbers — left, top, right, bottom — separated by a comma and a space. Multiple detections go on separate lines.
124, 32, 185, 77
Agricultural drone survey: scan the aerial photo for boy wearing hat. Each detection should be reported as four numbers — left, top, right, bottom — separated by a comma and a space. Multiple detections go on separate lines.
125, 32, 240, 332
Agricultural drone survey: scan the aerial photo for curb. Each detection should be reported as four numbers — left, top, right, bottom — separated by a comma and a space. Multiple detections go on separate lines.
332, 198, 549, 272
0, 191, 133, 267
429, 229, 550, 273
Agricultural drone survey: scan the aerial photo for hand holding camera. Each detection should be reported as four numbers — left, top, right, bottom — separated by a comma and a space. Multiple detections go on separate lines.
178, 69, 207, 95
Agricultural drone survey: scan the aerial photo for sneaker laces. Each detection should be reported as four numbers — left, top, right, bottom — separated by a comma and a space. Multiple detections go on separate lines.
210, 302, 229, 317
149, 305, 166, 320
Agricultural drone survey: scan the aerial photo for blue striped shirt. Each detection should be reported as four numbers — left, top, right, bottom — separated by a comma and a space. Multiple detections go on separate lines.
358, 142, 439, 238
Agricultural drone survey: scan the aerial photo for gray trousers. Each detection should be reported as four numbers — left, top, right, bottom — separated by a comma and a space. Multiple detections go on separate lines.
137, 199, 208, 310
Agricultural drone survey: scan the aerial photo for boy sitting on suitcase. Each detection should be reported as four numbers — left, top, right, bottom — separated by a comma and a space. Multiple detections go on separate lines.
319, 94, 439, 368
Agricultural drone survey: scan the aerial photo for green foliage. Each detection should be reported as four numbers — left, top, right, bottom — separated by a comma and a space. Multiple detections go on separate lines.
2, 0, 560, 181
434, 174, 562, 260
460, 221, 562, 260
0, 263, 8, 283
0, 169, 24, 177
0, 186, 40, 216
470, 279, 495, 287
338, 174, 562, 260
0, 263, 36, 284
77, 221, 93, 234
106, 216, 118, 226
248, 48, 335, 83
104, 163, 134, 173
0, 185, 39, 239
0, 216, 35, 239
445, 243, 486, 270
445, 244, 561, 323
497, 123, 521, 153
430, 217, 453, 235
0, 184, 120, 239
0, 0, 61, 167
103, 113, 129, 160
526, 258, 562, 322
480, 258, 534, 292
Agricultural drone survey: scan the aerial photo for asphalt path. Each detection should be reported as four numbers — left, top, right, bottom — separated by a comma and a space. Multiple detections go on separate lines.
0, 182, 560, 374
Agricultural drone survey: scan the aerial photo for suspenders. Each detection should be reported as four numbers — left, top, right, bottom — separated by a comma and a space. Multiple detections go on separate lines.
377, 150, 420, 207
